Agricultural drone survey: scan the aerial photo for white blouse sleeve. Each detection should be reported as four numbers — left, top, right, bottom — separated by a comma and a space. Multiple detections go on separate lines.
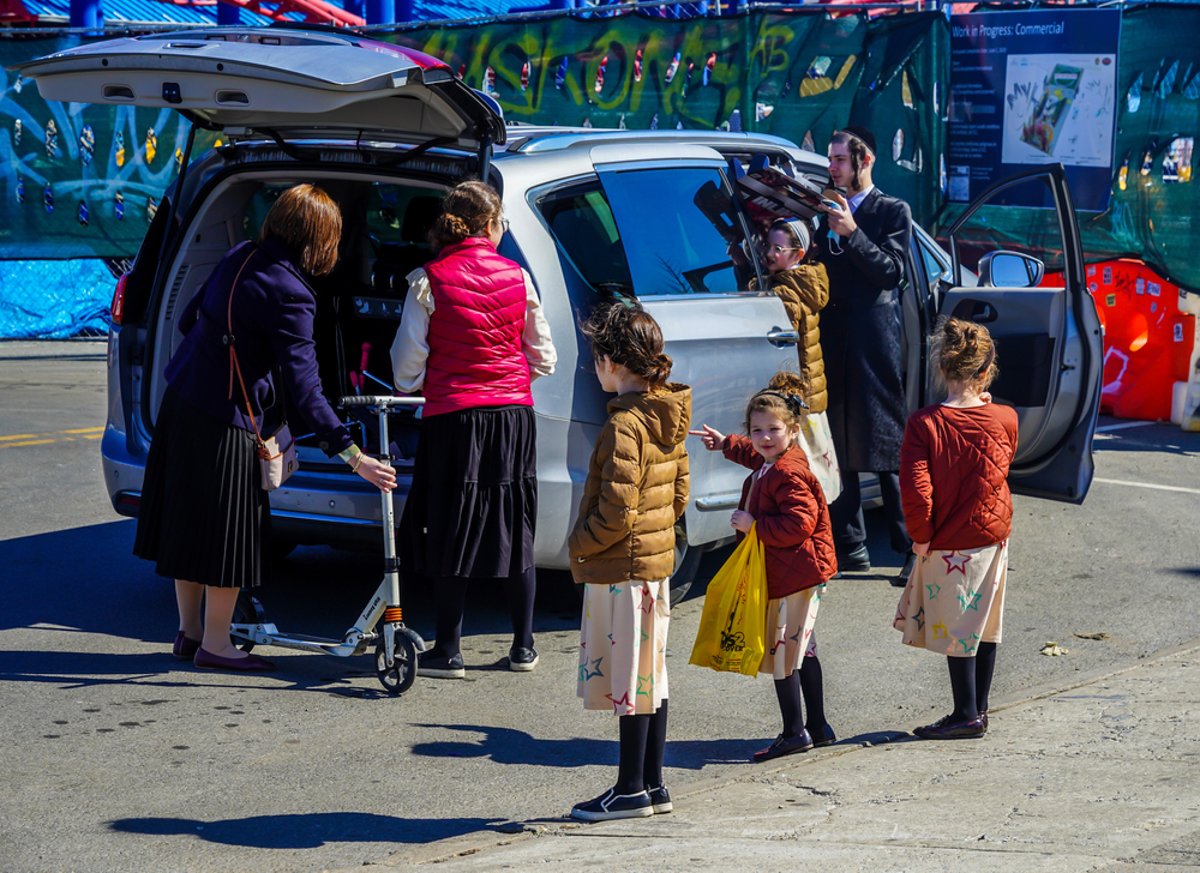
389, 268, 434, 394
521, 269, 557, 381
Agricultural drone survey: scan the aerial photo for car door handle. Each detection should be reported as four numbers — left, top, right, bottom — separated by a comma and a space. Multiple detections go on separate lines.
766, 326, 800, 347
950, 300, 999, 324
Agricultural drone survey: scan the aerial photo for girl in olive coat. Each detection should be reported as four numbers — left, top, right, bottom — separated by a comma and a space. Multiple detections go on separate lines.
569, 299, 691, 823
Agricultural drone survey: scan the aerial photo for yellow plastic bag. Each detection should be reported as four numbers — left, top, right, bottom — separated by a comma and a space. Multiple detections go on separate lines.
689, 526, 768, 676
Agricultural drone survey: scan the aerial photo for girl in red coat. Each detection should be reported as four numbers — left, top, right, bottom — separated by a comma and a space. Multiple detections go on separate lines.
894, 318, 1018, 739
694, 372, 839, 762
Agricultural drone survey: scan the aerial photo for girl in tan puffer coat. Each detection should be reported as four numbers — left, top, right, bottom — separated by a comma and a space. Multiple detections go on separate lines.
760, 218, 841, 505
569, 298, 691, 823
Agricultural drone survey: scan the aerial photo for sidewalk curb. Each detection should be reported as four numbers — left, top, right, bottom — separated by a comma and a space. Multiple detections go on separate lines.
353, 638, 1200, 871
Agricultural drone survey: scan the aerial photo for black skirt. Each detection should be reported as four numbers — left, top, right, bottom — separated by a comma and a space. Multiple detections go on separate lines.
133, 387, 268, 588
400, 405, 537, 579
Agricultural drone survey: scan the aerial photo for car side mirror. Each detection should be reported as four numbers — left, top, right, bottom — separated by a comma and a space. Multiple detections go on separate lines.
978, 251, 1045, 288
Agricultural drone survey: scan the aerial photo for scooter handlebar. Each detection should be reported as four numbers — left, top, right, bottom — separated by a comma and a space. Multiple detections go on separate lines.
339, 395, 425, 409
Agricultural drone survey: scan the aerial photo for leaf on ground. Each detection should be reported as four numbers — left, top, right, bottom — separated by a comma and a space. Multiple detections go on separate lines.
1072, 631, 1109, 641
1040, 641, 1070, 656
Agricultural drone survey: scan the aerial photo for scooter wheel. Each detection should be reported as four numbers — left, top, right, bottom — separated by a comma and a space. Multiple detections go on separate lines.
375, 635, 418, 696
231, 592, 264, 653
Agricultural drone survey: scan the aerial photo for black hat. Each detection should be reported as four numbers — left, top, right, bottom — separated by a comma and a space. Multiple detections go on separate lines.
841, 125, 877, 157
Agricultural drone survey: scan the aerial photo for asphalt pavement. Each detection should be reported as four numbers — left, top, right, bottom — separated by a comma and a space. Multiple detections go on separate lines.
1, 341, 1198, 873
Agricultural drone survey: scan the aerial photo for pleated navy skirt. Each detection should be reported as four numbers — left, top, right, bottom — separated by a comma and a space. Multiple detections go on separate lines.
400, 404, 537, 579
133, 387, 268, 588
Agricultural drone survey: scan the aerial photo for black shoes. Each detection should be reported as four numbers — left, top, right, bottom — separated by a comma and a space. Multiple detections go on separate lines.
508, 646, 539, 672
752, 730, 815, 762
838, 544, 871, 573
913, 713, 987, 740
417, 647, 465, 679
807, 723, 838, 748
571, 787, 653, 822
647, 785, 673, 814
892, 552, 917, 587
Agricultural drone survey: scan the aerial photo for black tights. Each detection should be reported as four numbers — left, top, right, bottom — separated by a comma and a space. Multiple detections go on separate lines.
773, 654, 830, 737
946, 642, 999, 721
616, 700, 669, 794
431, 565, 537, 658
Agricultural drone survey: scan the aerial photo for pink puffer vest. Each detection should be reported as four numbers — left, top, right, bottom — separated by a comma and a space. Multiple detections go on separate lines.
422, 237, 532, 417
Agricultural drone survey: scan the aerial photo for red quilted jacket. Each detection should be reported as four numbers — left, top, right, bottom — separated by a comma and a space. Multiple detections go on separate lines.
723, 435, 838, 598
899, 403, 1019, 550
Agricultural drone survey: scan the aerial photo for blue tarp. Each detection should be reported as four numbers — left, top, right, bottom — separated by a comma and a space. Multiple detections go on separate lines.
0, 260, 112, 338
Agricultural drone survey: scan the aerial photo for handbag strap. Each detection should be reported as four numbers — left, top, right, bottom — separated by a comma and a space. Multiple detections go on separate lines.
223, 246, 268, 447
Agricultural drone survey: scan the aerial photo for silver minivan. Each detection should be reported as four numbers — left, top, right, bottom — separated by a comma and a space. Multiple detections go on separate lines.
19, 26, 1103, 597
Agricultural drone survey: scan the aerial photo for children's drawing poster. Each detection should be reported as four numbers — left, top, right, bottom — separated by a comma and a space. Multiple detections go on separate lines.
947, 9, 1120, 211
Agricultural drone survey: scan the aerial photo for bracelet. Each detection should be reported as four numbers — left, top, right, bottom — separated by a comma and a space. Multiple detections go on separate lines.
338, 444, 364, 470
350, 453, 365, 472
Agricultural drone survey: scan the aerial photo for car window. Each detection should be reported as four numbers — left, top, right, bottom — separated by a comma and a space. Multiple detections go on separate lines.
537, 185, 634, 296
536, 168, 754, 298
600, 166, 748, 296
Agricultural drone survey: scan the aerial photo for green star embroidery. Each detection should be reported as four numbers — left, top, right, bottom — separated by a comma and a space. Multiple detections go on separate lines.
957, 590, 983, 611
636, 673, 654, 696
609, 584, 622, 595
957, 634, 980, 655
925, 582, 941, 600
639, 629, 650, 643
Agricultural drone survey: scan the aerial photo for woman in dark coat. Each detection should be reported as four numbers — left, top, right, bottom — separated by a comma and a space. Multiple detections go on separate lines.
816, 126, 914, 582
134, 184, 396, 671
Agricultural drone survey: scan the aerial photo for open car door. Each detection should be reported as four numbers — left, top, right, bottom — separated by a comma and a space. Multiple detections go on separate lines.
940, 164, 1103, 502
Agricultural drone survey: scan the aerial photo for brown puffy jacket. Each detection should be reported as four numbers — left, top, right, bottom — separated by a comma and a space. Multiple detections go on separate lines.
769, 264, 830, 413
569, 383, 691, 584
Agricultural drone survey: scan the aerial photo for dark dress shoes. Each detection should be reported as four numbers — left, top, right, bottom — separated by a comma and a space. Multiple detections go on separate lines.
838, 544, 871, 573
752, 730, 815, 762
913, 714, 986, 740
172, 631, 202, 661
193, 647, 275, 672
807, 723, 838, 748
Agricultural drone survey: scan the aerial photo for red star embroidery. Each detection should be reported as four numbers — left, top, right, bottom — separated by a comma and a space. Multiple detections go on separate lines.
607, 692, 633, 715
639, 584, 656, 614
942, 551, 972, 575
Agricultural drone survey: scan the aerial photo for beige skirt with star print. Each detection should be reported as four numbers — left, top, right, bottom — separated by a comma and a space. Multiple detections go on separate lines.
578, 579, 670, 715
893, 542, 1007, 657
759, 584, 825, 680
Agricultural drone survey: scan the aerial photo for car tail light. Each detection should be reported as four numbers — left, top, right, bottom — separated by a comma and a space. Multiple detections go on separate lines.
111, 273, 129, 326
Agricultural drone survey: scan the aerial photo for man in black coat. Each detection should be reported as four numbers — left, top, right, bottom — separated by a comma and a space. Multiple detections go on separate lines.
815, 126, 914, 585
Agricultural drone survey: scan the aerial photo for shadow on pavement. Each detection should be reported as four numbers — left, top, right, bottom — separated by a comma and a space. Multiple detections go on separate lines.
410, 723, 780, 770
108, 812, 505, 849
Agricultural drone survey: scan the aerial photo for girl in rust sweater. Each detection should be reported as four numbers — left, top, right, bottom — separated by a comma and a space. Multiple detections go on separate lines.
894, 318, 1018, 740
695, 372, 839, 763
569, 299, 691, 822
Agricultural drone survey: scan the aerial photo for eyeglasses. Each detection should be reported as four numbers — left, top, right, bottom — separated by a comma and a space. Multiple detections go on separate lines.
499, 217, 510, 233
766, 244, 800, 255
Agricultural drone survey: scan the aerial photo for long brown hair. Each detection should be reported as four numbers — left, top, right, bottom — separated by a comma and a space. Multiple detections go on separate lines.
581, 297, 672, 388
259, 183, 342, 277
429, 179, 502, 250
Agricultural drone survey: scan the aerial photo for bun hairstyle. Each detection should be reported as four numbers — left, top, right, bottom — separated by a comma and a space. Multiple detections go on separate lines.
745, 371, 810, 432
931, 316, 999, 388
430, 180, 502, 250
581, 296, 673, 388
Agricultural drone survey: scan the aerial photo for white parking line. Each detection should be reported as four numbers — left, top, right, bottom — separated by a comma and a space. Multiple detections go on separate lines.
1093, 477, 1200, 495
1095, 421, 1156, 433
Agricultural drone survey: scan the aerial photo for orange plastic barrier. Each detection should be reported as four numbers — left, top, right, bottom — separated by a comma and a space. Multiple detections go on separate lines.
1086, 260, 1196, 422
